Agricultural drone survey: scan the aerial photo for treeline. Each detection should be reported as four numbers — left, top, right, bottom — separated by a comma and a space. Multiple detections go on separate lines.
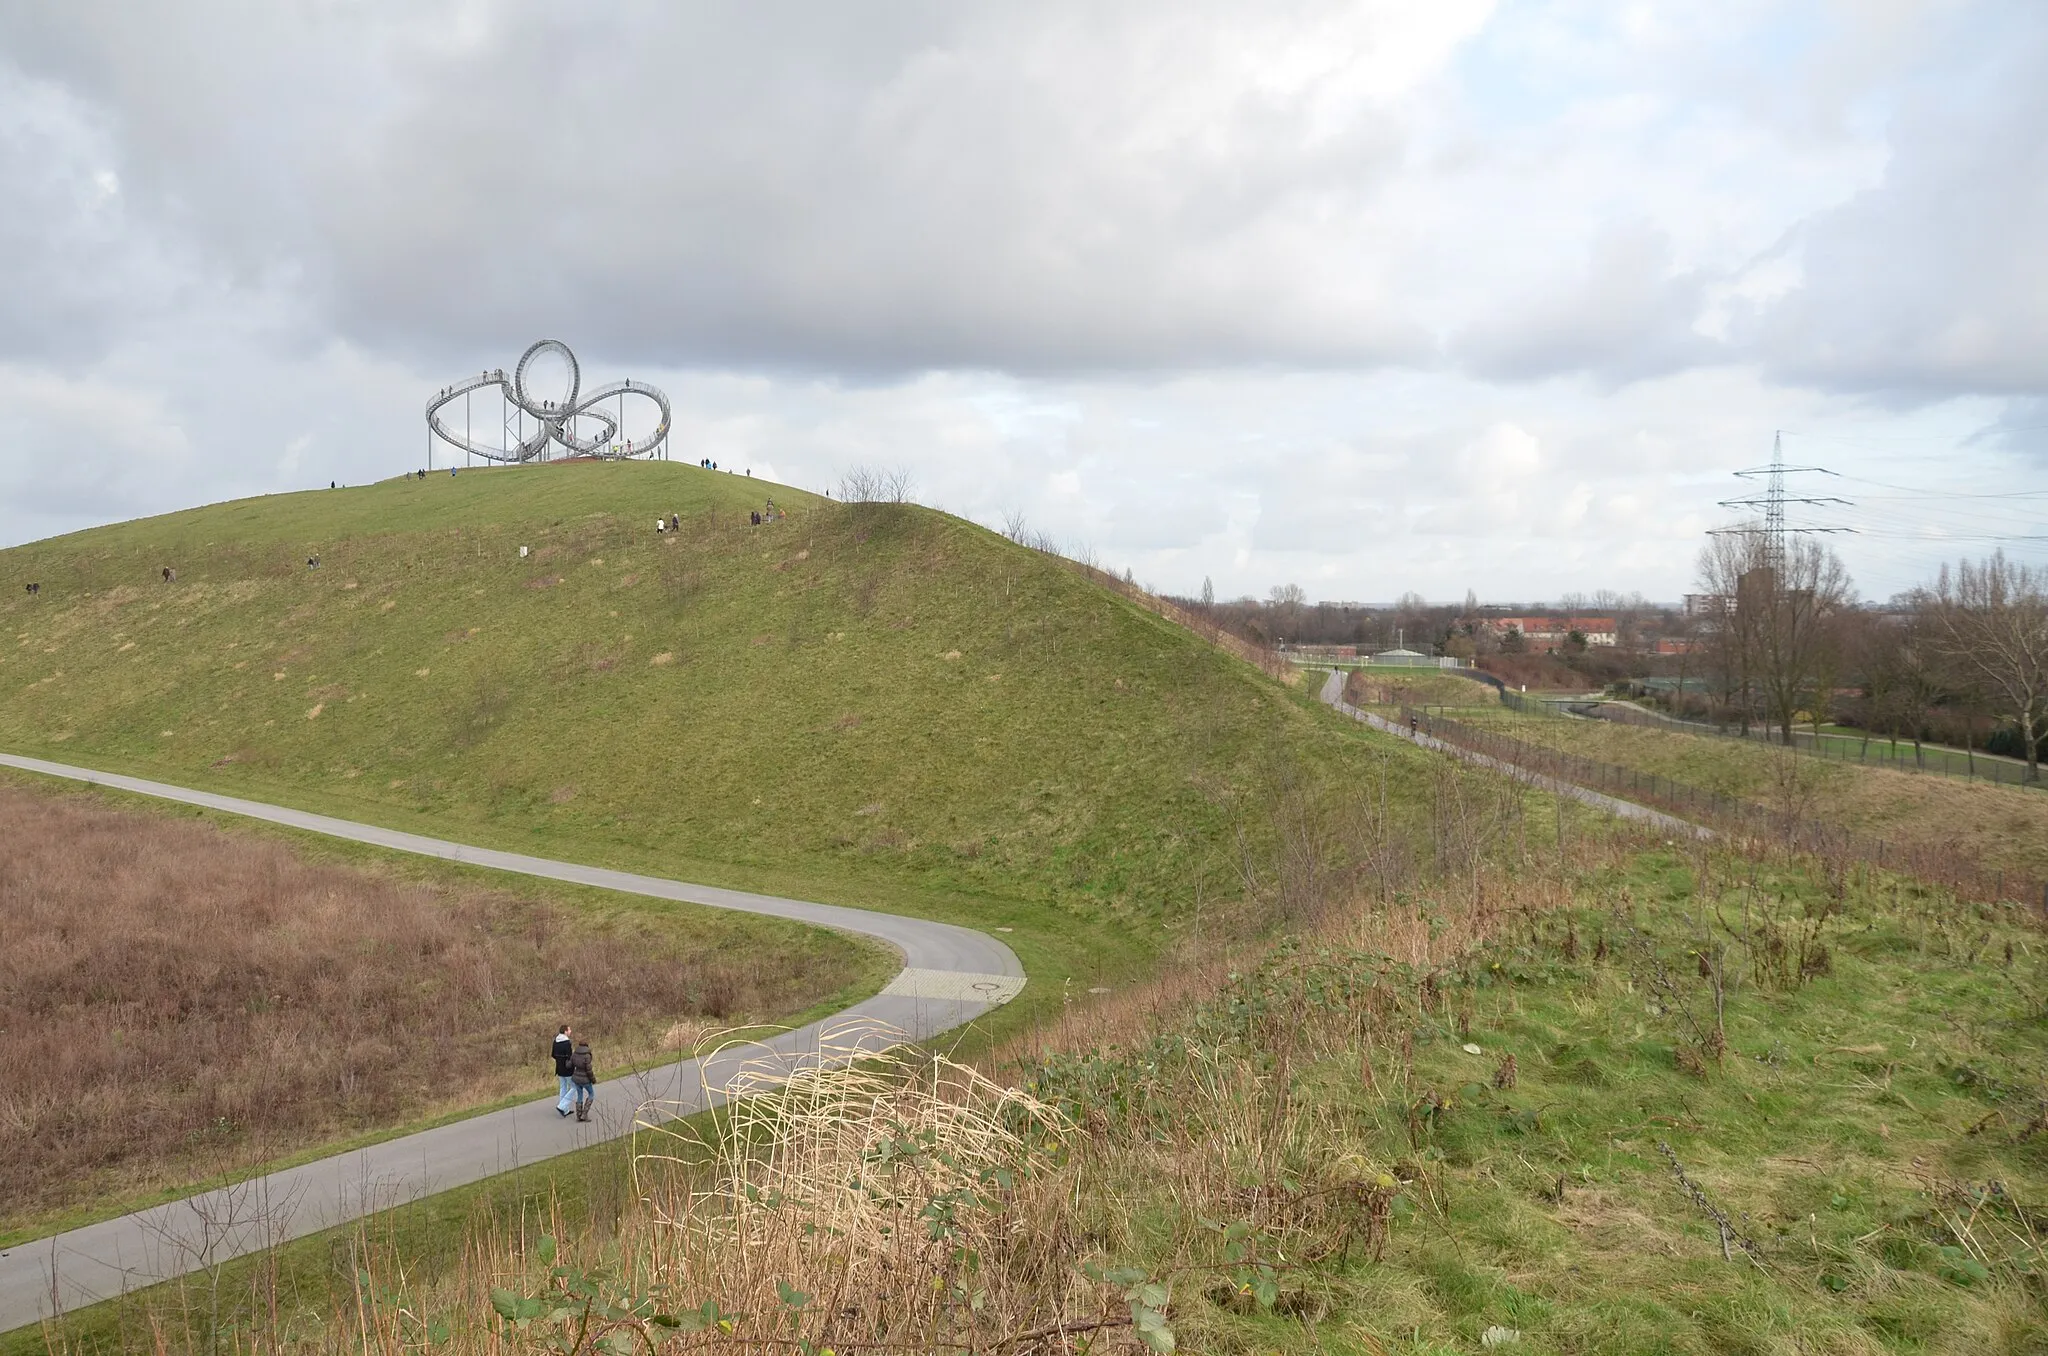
1680, 530, 2046, 779
1164, 582, 1678, 685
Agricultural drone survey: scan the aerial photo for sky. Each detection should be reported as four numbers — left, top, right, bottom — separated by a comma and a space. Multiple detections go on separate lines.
2, 0, 2045, 605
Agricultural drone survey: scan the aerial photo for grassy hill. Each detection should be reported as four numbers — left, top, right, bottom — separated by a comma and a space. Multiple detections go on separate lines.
0, 462, 1422, 997
18, 466, 2048, 1355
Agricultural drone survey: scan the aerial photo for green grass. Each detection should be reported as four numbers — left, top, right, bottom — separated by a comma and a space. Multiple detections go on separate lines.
1028, 847, 2048, 1352
0, 462, 1458, 1333
1568, 703, 2035, 786
0, 464, 1403, 987
49, 840, 2043, 1354
0, 462, 1396, 936
1804, 722, 2034, 781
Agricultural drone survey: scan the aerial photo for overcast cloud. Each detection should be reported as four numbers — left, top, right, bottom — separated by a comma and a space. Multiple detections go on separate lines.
1, 0, 2044, 603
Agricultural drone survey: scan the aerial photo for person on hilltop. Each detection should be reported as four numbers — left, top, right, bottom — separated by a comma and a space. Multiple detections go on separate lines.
569, 1038, 597, 1122
552, 1024, 575, 1117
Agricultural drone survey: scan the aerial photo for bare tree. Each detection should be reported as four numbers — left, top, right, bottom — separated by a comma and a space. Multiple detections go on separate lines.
1853, 607, 1945, 765
1760, 536, 1854, 744
1268, 582, 1307, 645
1667, 611, 1701, 714
1695, 531, 1761, 730
1923, 550, 2048, 782
1697, 527, 1854, 743
838, 465, 916, 503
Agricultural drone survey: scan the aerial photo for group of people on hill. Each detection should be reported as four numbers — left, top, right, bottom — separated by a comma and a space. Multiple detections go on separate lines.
652, 498, 783, 532
690, 458, 757, 477
550, 1024, 598, 1121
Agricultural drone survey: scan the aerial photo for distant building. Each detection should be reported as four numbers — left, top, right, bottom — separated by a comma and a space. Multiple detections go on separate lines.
1370, 647, 1467, 669
1485, 616, 1617, 647
1654, 637, 1698, 655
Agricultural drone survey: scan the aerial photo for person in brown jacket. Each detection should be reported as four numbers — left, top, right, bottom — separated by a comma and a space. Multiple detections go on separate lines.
569, 1039, 596, 1121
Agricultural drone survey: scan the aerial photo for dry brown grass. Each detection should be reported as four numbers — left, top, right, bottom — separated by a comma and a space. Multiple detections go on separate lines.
999, 847, 1597, 1077
1462, 712, 2048, 884
1825, 767, 2048, 883
0, 784, 864, 1230
66, 818, 1631, 1354
1344, 668, 1499, 710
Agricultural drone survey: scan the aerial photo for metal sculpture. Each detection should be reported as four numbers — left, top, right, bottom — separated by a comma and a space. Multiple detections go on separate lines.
425, 339, 671, 463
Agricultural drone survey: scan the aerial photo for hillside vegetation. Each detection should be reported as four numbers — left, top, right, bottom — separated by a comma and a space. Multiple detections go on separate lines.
1343, 666, 1502, 710
1455, 709, 2048, 884
40, 826, 2048, 1354
0, 777, 880, 1242
0, 463, 1420, 957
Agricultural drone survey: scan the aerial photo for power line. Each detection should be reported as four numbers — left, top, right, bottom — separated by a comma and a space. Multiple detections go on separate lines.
1710, 431, 1854, 560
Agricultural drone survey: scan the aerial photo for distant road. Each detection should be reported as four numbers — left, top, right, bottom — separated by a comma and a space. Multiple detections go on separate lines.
0, 751, 1024, 1335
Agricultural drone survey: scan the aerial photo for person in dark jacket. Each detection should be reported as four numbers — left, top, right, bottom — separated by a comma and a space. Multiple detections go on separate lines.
569, 1040, 597, 1121
552, 1025, 575, 1117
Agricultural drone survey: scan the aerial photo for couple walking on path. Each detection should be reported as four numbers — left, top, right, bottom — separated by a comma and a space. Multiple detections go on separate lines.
550, 1025, 597, 1121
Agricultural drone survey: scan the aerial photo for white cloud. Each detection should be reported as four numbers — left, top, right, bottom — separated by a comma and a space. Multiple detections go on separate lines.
0, 0, 2042, 602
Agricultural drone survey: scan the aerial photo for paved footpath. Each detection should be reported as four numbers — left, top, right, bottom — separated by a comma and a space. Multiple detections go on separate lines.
0, 752, 1025, 1335
1316, 670, 1710, 839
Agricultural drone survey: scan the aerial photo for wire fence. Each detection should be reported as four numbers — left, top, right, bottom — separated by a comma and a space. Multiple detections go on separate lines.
1401, 705, 2048, 915
1497, 689, 1572, 718
1494, 690, 2043, 792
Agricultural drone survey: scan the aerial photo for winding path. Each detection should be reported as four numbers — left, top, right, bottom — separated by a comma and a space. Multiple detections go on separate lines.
0, 752, 1024, 1334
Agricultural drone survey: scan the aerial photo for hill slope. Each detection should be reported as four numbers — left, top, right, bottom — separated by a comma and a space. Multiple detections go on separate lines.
0, 463, 1402, 939
1458, 706, 2048, 884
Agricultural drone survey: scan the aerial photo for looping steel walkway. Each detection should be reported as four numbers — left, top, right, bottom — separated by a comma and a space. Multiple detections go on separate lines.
0, 752, 1023, 1334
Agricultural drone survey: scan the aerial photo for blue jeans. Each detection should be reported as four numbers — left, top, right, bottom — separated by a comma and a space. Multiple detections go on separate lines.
574, 1081, 593, 1111
557, 1075, 574, 1113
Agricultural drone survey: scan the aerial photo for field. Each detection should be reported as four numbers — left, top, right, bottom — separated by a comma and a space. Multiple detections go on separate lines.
1454, 708, 2048, 885
1343, 667, 1502, 711
0, 777, 884, 1241
1594, 706, 2036, 787
36, 816, 2048, 1353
